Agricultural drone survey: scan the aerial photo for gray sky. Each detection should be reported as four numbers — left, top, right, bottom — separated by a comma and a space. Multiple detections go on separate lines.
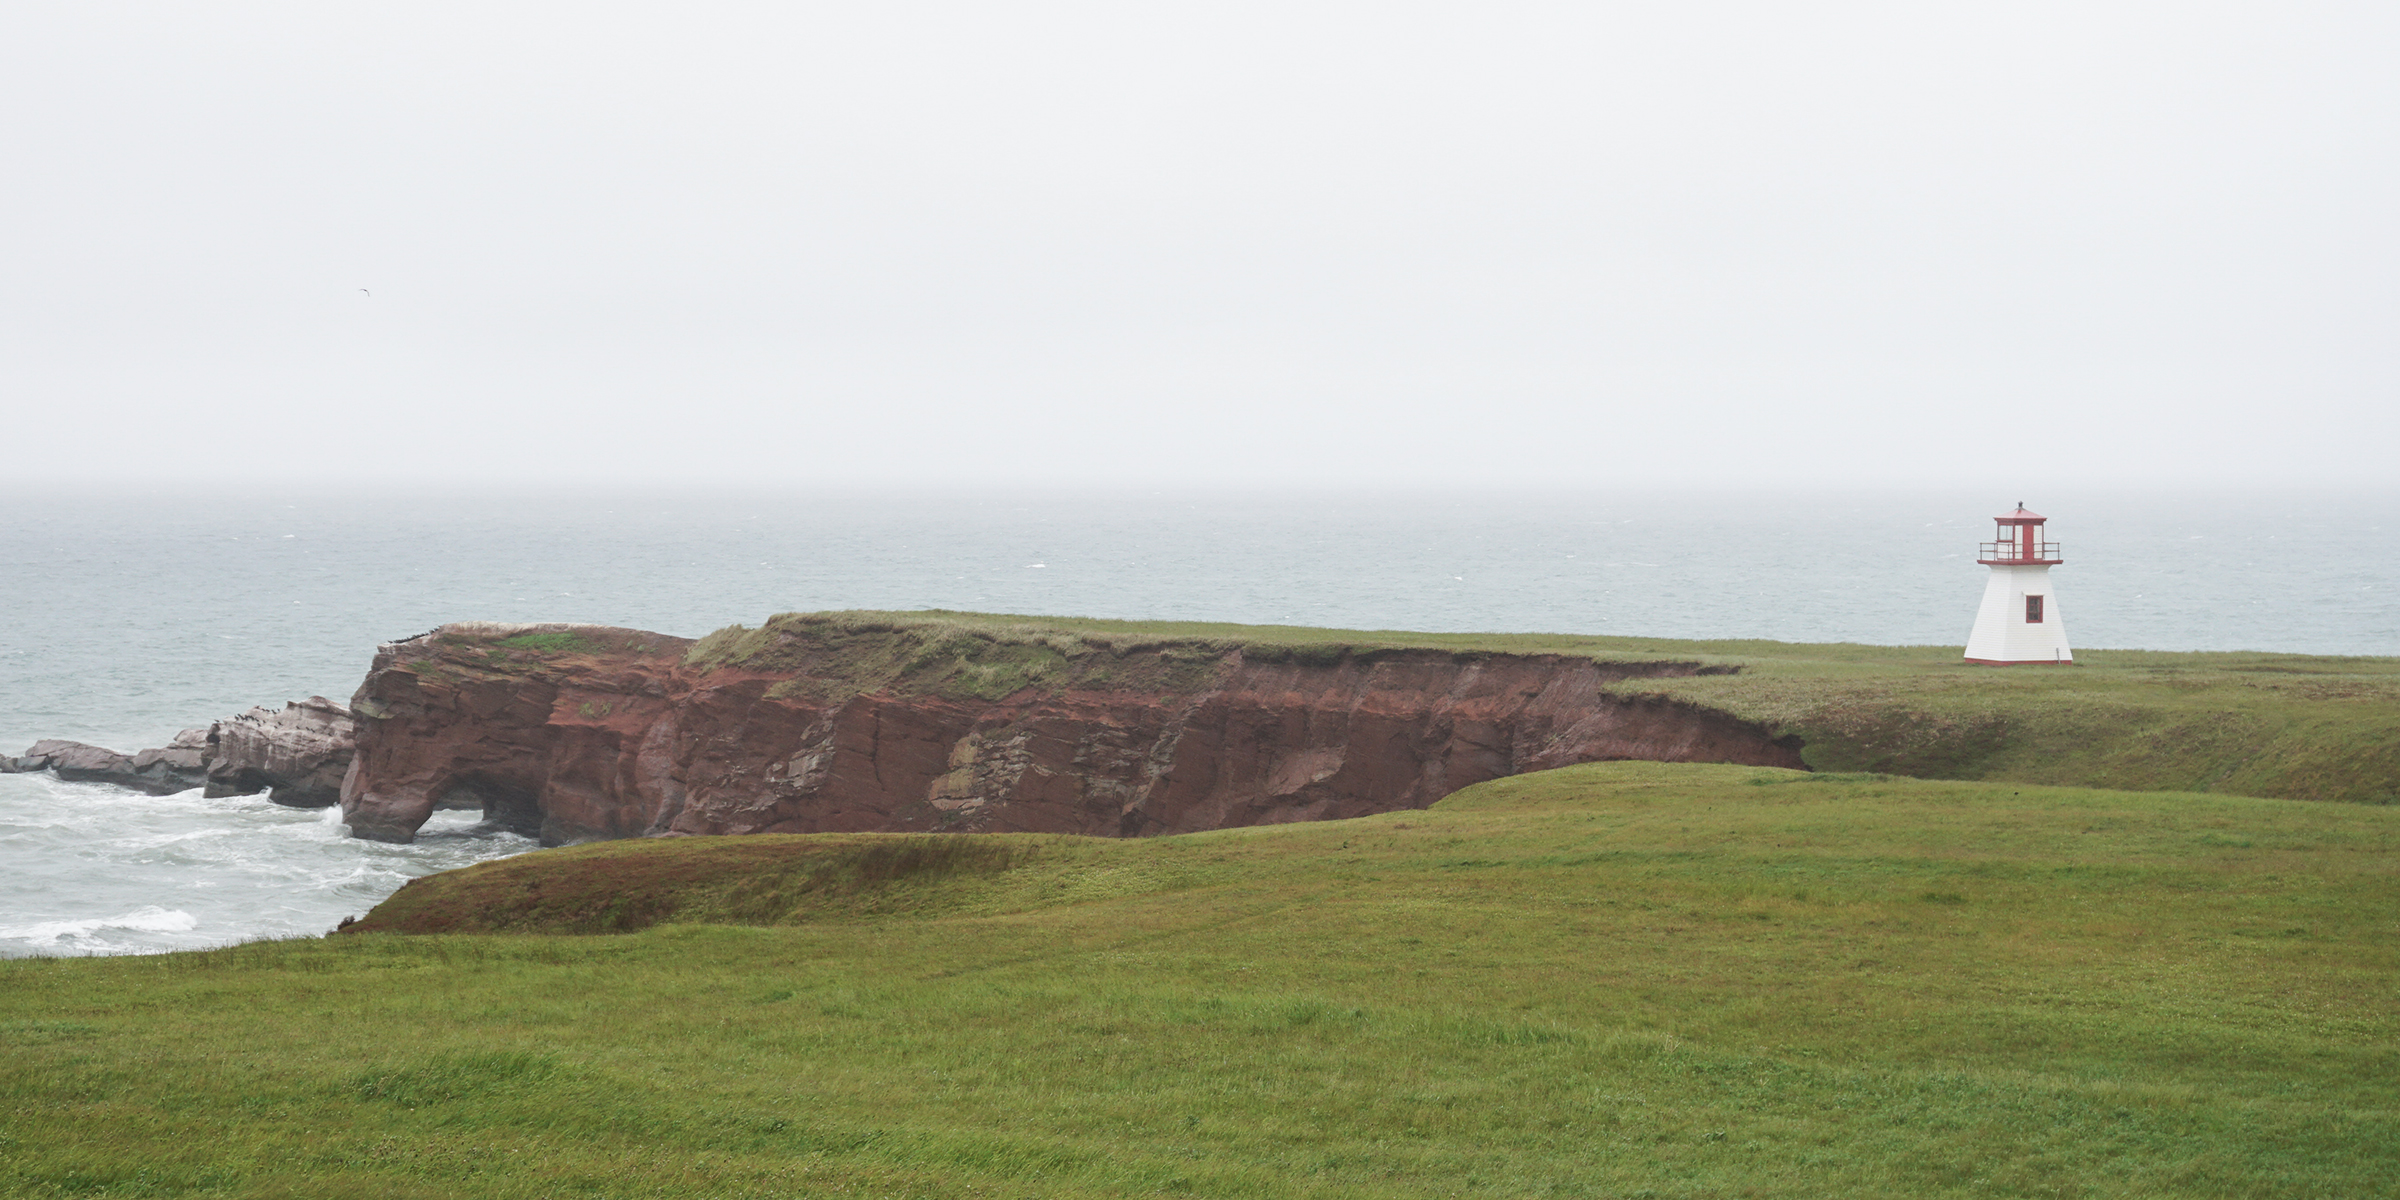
4, 2, 2393, 489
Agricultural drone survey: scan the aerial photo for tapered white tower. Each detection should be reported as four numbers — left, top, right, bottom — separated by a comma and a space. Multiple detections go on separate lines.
1964, 504, 2072, 665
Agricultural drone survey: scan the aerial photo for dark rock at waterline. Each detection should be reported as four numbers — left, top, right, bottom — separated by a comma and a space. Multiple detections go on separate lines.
3, 732, 210, 795
204, 697, 356, 808
6, 698, 356, 806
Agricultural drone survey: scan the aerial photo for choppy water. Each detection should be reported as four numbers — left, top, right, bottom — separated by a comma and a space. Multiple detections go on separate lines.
2, 485, 2394, 956
0, 778, 528, 955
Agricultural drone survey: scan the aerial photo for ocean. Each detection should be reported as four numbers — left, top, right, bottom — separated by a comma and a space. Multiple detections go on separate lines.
3, 485, 2394, 956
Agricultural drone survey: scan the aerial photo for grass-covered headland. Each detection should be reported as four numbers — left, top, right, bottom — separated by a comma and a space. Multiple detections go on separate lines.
671, 611, 2400, 804
376, 611, 2400, 805
6, 763, 2395, 1198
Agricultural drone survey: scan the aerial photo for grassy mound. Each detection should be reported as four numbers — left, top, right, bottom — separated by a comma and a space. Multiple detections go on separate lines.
6, 763, 2394, 1197
355, 833, 1035, 934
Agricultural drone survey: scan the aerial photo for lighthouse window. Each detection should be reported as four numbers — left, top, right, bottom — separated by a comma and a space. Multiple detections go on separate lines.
2025, 595, 2045, 623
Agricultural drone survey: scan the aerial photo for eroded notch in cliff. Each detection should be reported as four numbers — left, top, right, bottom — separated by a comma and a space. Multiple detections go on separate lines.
437, 773, 546, 839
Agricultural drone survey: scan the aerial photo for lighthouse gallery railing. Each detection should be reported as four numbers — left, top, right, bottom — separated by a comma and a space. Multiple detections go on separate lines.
1978, 541, 2061, 562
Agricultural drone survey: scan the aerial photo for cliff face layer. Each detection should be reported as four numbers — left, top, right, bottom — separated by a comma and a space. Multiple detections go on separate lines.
341, 617, 1806, 845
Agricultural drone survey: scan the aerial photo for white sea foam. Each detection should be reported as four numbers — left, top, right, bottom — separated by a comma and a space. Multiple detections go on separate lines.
0, 771, 535, 958
0, 905, 199, 946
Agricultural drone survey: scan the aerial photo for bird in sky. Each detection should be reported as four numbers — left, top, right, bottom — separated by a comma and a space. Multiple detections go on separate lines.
358, 288, 370, 297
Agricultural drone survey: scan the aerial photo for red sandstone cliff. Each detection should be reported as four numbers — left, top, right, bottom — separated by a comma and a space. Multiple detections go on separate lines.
340, 617, 1805, 845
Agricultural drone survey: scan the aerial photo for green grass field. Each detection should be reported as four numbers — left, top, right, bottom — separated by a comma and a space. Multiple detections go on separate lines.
6, 763, 2395, 1198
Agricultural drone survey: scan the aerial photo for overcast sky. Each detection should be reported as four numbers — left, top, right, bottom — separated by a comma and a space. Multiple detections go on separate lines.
3, 2, 2392, 489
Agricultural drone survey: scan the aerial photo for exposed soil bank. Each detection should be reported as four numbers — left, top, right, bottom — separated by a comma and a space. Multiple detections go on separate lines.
341, 618, 1803, 844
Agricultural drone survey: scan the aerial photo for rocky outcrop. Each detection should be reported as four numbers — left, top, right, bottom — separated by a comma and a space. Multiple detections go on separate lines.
6, 698, 356, 806
341, 618, 1806, 845
204, 697, 356, 807
3, 730, 211, 794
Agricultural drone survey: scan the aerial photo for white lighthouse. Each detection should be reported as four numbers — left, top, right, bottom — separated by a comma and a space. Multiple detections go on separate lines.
1964, 504, 2072, 665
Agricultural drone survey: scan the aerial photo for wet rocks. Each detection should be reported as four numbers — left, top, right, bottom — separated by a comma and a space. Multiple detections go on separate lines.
6, 698, 355, 806
3, 730, 211, 795
203, 697, 356, 808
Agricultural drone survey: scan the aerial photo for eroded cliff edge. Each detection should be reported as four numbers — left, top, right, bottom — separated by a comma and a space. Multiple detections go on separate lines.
341, 615, 1806, 844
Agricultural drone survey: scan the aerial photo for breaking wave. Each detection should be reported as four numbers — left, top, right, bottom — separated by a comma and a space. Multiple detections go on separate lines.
0, 774, 534, 958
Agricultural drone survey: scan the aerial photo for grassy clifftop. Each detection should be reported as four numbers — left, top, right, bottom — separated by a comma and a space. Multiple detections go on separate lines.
674, 611, 2400, 804
9, 763, 2394, 1196
1613, 643, 2400, 803
676, 609, 1741, 704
